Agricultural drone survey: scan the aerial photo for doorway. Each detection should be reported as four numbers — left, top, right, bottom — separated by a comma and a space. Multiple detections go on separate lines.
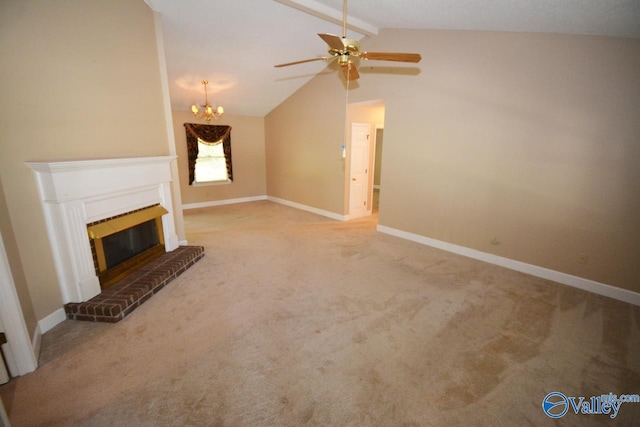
346, 99, 386, 221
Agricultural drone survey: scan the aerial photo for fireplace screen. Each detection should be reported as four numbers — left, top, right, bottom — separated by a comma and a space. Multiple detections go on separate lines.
102, 220, 159, 269
87, 205, 167, 289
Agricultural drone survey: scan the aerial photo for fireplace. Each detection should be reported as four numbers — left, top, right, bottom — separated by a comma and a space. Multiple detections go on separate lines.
26, 157, 180, 303
88, 205, 168, 289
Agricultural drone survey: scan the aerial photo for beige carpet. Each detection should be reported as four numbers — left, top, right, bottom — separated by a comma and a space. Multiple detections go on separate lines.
1, 200, 639, 426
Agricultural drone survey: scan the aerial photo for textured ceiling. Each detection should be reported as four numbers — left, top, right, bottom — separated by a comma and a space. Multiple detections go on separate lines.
145, 0, 640, 117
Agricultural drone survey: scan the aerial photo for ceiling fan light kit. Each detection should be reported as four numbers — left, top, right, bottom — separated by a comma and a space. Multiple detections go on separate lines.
191, 80, 224, 122
274, 0, 421, 82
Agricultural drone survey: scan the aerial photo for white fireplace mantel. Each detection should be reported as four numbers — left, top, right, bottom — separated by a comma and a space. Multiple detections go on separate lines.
26, 156, 180, 303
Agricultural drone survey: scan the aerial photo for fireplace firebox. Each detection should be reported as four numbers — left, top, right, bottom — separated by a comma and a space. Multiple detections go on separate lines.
87, 205, 167, 289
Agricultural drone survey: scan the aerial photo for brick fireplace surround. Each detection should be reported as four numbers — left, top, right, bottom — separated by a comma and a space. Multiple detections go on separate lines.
27, 156, 203, 323
65, 245, 204, 322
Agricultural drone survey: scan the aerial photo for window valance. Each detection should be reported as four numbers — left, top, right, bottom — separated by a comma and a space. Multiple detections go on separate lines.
184, 123, 232, 185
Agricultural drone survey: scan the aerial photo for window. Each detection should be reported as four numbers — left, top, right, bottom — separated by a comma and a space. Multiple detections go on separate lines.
195, 139, 229, 183
184, 123, 233, 186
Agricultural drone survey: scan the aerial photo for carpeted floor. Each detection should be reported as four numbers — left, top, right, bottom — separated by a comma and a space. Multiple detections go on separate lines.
1, 200, 639, 426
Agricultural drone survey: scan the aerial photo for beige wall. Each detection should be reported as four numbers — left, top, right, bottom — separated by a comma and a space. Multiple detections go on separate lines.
0, 0, 172, 320
172, 111, 267, 205
266, 29, 640, 293
265, 70, 349, 215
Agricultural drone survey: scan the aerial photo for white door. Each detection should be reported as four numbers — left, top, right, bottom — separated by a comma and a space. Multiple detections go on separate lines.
349, 123, 371, 219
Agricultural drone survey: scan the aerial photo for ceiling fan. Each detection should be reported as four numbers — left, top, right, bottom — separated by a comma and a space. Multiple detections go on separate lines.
274, 0, 421, 81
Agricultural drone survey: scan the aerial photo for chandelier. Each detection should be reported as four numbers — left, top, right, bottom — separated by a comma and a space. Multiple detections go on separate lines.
191, 80, 224, 122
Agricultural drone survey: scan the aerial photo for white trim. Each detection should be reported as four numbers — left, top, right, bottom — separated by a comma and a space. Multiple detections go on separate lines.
191, 180, 232, 187
267, 196, 348, 221
38, 308, 67, 334
25, 156, 176, 178
377, 225, 640, 307
150, 8, 187, 252
183, 196, 348, 222
182, 196, 267, 210
0, 231, 38, 376
31, 325, 42, 361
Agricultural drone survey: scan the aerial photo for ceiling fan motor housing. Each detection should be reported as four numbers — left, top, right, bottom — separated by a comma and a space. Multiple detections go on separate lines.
274, 0, 421, 82
328, 38, 360, 57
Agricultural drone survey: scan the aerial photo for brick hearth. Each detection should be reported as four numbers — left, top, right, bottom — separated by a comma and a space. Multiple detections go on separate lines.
64, 246, 204, 323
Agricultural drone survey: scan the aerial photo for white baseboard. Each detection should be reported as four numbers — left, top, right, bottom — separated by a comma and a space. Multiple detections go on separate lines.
38, 308, 67, 334
377, 225, 640, 307
181, 195, 348, 222
31, 324, 42, 361
267, 196, 348, 221
182, 195, 267, 211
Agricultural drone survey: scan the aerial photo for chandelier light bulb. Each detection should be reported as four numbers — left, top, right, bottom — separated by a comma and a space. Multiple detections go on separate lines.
191, 80, 224, 122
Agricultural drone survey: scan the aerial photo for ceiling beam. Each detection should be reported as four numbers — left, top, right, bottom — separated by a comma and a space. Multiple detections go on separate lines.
273, 0, 378, 37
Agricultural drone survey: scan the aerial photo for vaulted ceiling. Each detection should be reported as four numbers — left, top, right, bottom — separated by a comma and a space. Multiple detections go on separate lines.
145, 0, 640, 117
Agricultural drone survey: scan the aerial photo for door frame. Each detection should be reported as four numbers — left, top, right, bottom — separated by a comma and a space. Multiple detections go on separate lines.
0, 230, 38, 376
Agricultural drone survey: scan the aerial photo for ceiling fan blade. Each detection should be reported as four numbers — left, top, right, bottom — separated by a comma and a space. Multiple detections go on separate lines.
341, 62, 359, 81
274, 57, 331, 67
318, 33, 344, 51
360, 52, 422, 63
